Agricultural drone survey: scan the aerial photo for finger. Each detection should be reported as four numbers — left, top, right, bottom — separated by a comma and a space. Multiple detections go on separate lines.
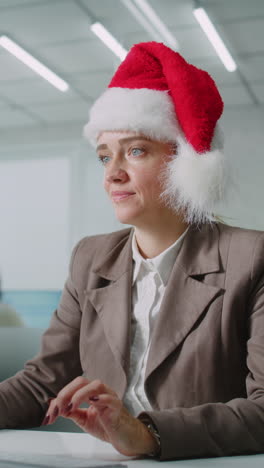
63, 408, 88, 428
57, 376, 91, 406
57, 376, 92, 416
45, 376, 90, 422
42, 397, 61, 425
46, 397, 55, 408
88, 393, 122, 412
70, 380, 117, 411
63, 407, 106, 441
88, 394, 126, 437
43, 397, 55, 417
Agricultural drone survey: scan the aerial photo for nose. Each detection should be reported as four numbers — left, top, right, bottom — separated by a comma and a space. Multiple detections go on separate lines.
105, 162, 129, 184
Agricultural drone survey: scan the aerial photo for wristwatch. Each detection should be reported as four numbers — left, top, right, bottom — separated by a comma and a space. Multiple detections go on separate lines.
141, 418, 161, 457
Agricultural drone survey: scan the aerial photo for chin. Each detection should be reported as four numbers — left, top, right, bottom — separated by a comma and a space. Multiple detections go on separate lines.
114, 208, 141, 226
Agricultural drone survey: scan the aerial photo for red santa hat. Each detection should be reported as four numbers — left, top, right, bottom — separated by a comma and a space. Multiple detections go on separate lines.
84, 41, 229, 224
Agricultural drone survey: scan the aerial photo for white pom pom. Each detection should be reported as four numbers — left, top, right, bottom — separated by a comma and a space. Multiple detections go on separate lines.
160, 134, 230, 225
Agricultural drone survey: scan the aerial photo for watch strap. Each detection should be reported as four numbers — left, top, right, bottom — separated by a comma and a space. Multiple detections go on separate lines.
140, 417, 161, 457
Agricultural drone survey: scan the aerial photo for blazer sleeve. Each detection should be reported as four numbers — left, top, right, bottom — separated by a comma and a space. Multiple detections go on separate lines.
139, 231, 264, 460
0, 239, 85, 429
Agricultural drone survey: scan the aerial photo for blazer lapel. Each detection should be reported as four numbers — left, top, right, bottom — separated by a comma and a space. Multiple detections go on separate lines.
84, 224, 224, 392
85, 229, 133, 392
145, 223, 224, 380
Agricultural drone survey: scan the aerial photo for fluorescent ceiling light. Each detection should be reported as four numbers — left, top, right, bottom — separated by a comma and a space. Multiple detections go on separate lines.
0, 35, 69, 91
90, 22, 128, 61
193, 7, 237, 72
133, 0, 179, 50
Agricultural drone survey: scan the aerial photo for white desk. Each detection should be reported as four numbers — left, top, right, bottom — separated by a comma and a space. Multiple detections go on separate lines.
0, 430, 263, 467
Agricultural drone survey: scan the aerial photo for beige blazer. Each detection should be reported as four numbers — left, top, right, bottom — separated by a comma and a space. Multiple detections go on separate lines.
0, 222, 264, 460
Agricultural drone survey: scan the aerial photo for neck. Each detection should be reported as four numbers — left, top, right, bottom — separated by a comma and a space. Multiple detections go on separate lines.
134, 215, 189, 259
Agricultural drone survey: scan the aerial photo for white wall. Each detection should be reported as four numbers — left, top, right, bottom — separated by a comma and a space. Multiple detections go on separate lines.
0, 148, 70, 289
0, 105, 263, 290
217, 105, 264, 230
0, 125, 123, 291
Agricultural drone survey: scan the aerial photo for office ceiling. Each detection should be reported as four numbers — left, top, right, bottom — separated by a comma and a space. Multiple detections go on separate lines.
0, 0, 263, 131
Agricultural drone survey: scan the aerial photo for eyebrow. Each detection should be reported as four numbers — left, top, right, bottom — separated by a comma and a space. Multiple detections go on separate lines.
96, 136, 151, 153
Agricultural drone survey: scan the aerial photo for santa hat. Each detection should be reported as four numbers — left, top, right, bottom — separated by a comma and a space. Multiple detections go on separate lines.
84, 41, 229, 224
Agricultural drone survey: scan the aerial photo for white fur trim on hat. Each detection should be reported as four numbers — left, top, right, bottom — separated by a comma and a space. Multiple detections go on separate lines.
160, 131, 229, 225
83, 87, 181, 146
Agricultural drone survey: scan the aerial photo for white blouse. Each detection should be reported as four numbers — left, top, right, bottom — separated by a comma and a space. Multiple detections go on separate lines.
123, 227, 189, 416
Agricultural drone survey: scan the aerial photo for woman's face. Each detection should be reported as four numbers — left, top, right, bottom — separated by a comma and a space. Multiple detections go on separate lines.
96, 131, 175, 227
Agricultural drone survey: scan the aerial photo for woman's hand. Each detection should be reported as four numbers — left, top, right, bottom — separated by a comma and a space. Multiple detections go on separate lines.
43, 377, 159, 457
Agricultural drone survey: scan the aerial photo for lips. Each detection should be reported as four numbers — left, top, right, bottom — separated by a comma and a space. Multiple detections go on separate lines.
112, 191, 134, 196
111, 191, 135, 201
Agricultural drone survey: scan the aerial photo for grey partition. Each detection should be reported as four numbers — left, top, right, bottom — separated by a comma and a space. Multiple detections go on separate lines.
0, 327, 44, 380
0, 327, 82, 433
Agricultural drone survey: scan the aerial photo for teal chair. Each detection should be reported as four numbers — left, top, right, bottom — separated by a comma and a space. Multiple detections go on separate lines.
0, 327, 83, 432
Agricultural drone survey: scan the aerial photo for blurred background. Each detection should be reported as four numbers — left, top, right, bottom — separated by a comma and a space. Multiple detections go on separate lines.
0, 0, 263, 328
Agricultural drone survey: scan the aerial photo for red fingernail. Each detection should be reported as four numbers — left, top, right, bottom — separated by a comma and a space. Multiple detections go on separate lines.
89, 396, 99, 401
41, 415, 50, 426
63, 402, 73, 414
52, 406, 59, 418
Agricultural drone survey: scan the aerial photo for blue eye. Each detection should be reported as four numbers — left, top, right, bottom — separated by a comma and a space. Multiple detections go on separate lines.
131, 148, 143, 156
98, 155, 111, 165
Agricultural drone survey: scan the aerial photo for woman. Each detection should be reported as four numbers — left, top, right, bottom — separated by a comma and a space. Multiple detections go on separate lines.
0, 42, 263, 461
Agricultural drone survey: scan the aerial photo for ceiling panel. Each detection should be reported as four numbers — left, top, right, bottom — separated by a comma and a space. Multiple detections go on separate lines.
0, 79, 78, 105
219, 84, 254, 107
193, 60, 240, 87
0, 50, 39, 80
151, 25, 222, 60
119, 25, 222, 60
0, 0, 263, 133
251, 83, 264, 103
200, 0, 264, 21
82, 0, 131, 21
0, 107, 39, 127
237, 55, 264, 81
0, 0, 44, 6
38, 39, 117, 75
86, 0, 145, 36
151, 0, 198, 28
0, 100, 10, 109
0, 1, 92, 46
70, 71, 112, 99
223, 20, 264, 55
28, 98, 89, 123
